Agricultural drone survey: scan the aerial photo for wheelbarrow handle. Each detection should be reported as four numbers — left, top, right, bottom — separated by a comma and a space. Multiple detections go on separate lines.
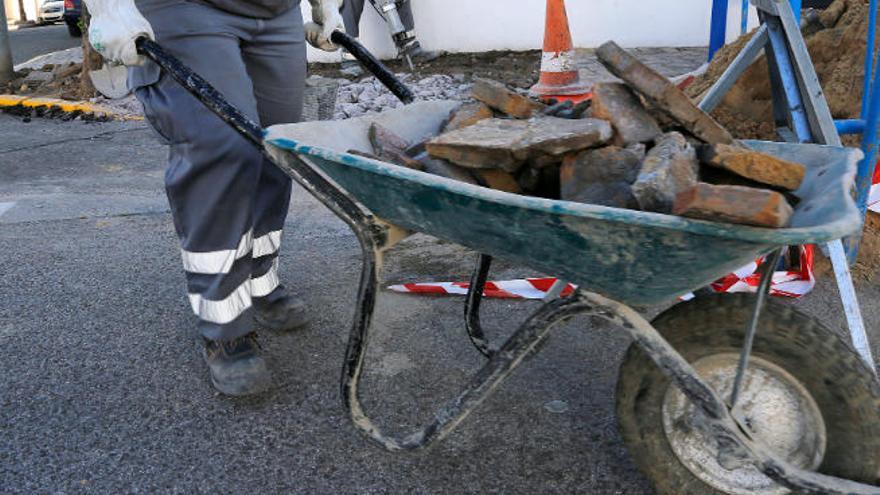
134, 34, 415, 147
135, 37, 265, 146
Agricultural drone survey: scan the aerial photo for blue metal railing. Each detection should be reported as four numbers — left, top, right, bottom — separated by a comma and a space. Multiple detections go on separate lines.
708, 0, 880, 261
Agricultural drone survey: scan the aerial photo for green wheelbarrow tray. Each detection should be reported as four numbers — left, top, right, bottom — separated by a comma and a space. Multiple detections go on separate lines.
135, 35, 880, 494
265, 101, 863, 306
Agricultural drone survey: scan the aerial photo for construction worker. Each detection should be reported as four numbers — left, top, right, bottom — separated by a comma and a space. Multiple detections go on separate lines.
83, 0, 345, 396
340, 0, 439, 76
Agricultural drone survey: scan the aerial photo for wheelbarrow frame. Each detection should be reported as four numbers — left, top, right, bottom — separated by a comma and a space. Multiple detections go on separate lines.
136, 36, 880, 494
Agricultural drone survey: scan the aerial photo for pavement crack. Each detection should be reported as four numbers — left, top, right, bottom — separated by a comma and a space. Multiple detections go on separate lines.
0, 127, 148, 155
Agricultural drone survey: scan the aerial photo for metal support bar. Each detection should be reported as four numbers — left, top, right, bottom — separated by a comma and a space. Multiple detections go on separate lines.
699, 24, 769, 113
862, 0, 878, 121
709, 0, 730, 61
765, 17, 812, 142
730, 249, 783, 407
827, 240, 877, 373
775, 0, 841, 146
464, 254, 494, 358
0, 7, 13, 84
835, 119, 867, 136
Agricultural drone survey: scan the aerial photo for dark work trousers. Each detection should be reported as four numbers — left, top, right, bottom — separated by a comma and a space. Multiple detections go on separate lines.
341, 0, 414, 38
129, 0, 307, 341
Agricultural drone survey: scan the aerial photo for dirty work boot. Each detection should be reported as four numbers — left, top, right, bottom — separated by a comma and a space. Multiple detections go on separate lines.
254, 294, 310, 332
202, 332, 271, 396
397, 40, 442, 67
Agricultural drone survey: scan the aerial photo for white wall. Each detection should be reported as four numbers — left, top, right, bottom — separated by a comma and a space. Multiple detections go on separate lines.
304, 0, 761, 63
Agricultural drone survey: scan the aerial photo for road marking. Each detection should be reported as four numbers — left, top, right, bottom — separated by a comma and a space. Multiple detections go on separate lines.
0, 202, 16, 218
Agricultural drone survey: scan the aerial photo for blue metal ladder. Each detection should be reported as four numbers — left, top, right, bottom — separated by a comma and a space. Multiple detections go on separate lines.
702, 0, 879, 371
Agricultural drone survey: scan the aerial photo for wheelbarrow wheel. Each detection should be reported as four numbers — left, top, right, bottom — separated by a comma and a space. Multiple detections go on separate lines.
616, 294, 880, 495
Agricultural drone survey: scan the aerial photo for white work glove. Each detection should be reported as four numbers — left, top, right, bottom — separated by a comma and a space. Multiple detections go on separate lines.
83, 0, 155, 66
305, 0, 345, 52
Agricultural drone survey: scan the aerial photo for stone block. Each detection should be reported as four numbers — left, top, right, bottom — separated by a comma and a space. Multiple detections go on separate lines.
444, 102, 494, 132
426, 119, 530, 171
471, 169, 521, 193
596, 41, 735, 146
632, 132, 699, 213
471, 78, 545, 119
560, 145, 644, 208
426, 117, 612, 172
698, 143, 806, 190
673, 183, 794, 228
590, 82, 662, 146
414, 152, 480, 185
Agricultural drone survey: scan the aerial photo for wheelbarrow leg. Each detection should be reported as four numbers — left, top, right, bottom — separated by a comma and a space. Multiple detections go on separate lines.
342, 242, 586, 450
464, 254, 494, 358
730, 248, 783, 407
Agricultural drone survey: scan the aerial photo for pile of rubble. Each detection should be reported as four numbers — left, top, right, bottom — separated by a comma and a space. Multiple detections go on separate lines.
334, 74, 470, 119
357, 41, 806, 229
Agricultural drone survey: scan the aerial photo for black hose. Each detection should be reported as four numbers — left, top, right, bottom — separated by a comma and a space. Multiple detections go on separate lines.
331, 31, 415, 105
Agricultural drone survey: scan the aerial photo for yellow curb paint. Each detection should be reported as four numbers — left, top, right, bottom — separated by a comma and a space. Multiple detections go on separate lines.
0, 95, 29, 106
0, 94, 142, 121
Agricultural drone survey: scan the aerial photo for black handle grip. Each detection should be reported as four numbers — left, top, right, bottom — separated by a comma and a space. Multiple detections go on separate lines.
330, 31, 415, 105
136, 37, 265, 146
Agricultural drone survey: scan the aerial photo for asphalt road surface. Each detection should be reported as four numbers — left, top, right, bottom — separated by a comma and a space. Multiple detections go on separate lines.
9, 23, 80, 66
1, 113, 879, 493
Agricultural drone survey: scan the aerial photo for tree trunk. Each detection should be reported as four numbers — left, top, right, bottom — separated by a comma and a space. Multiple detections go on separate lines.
79, 6, 101, 98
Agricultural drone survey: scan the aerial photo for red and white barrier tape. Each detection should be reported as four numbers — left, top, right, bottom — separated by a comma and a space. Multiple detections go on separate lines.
389, 246, 815, 300
869, 163, 880, 213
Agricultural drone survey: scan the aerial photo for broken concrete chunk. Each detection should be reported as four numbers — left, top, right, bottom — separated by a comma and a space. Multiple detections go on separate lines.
366, 123, 427, 169
698, 143, 806, 191
673, 183, 794, 228
426, 117, 612, 173
369, 123, 410, 159
23, 71, 54, 85
560, 145, 644, 208
590, 82, 662, 146
413, 152, 480, 185
514, 117, 613, 159
596, 41, 735, 146
444, 102, 494, 132
426, 118, 530, 171
471, 78, 546, 119
631, 132, 699, 213
471, 169, 522, 193
349, 148, 424, 171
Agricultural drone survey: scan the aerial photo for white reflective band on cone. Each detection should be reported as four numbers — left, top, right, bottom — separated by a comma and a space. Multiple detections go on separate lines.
181, 231, 253, 275
254, 230, 282, 258
540, 50, 577, 73
251, 259, 281, 298
189, 282, 252, 324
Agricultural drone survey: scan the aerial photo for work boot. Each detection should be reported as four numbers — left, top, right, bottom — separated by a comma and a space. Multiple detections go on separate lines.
398, 40, 442, 67
202, 332, 271, 396
254, 293, 310, 332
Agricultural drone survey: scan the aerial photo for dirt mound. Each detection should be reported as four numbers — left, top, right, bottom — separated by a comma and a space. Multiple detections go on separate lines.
686, 0, 875, 139
687, 0, 880, 278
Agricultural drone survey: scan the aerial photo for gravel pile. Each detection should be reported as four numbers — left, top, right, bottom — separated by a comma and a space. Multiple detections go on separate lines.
333, 73, 471, 119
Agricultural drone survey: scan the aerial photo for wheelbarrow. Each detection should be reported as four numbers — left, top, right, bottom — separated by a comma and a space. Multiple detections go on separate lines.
136, 35, 880, 494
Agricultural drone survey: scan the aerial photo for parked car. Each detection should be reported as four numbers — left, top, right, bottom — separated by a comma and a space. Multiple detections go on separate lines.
38, 0, 65, 24
63, 0, 81, 37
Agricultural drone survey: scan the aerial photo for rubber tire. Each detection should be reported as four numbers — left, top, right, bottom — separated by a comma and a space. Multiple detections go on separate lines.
66, 22, 81, 37
616, 294, 880, 495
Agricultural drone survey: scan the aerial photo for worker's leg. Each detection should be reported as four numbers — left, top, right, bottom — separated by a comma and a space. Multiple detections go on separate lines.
130, 2, 264, 342
341, 0, 365, 37
241, 6, 310, 330
396, 0, 415, 31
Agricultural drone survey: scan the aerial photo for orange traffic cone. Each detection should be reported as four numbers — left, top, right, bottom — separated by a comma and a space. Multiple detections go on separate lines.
529, 0, 592, 103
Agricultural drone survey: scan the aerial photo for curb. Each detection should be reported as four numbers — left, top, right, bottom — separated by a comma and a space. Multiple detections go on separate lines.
0, 95, 142, 121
